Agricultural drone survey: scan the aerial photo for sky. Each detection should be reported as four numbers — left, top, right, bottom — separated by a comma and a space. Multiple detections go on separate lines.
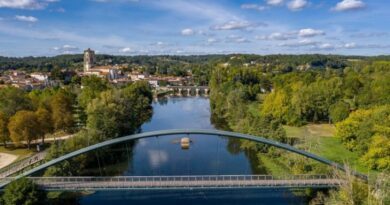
0, 0, 389, 56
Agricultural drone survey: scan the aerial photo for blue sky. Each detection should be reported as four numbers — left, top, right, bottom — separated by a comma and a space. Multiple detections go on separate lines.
0, 0, 389, 56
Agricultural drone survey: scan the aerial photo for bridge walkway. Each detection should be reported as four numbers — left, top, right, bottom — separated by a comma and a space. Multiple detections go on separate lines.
1, 175, 343, 191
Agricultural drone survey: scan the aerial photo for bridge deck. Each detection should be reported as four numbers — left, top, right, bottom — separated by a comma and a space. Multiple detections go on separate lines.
0, 152, 46, 178
1, 175, 343, 190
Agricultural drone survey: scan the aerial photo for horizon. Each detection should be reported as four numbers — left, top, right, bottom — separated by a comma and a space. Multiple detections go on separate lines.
0, 0, 389, 57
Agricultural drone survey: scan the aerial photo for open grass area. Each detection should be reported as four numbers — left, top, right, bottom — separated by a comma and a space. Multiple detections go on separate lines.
283, 123, 335, 139
0, 146, 34, 160
283, 124, 370, 174
313, 137, 369, 174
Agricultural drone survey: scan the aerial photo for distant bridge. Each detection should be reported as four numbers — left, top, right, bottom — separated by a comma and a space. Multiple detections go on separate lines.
1, 175, 343, 191
0, 129, 367, 189
156, 86, 209, 96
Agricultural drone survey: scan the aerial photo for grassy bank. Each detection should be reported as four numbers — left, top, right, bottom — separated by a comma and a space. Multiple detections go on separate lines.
284, 124, 369, 174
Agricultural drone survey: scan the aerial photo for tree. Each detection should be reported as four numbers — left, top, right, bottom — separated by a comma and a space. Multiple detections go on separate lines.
361, 135, 390, 170
35, 107, 53, 144
0, 86, 32, 117
329, 101, 350, 123
78, 76, 108, 108
1, 178, 46, 205
50, 90, 74, 132
8, 110, 40, 149
0, 111, 9, 147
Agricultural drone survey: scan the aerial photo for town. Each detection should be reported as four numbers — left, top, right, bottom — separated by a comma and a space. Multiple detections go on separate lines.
0, 48, 198, 93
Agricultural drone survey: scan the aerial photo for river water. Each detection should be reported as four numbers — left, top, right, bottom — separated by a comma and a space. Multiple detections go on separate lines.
79, 97, 306, 204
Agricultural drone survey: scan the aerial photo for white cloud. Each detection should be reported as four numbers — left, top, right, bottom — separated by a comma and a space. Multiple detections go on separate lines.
120, 47, 132, 53
211, 20, 266, 31
257, 32, 296, 40
181, 28, 194, 36
298, 28, 325, 37
280, 39, 318, 47
241, 4, 267, 11
266, 0, 284, 6
151, 0, 239, 23
344, 42, 356, 48
318, 43, 334, 49
332, 0, 365, 11
15, 15, 38, 23
52, 44, 79, 54
0, 0, 57, 10
287, 0, 308, 11
207, 38, 219, 44
226, 35, 250, 43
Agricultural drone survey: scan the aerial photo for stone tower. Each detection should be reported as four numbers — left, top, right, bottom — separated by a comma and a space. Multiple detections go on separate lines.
84, 48, 95, 72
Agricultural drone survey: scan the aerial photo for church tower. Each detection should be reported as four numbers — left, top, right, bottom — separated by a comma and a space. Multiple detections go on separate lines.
84, 48, 95, 72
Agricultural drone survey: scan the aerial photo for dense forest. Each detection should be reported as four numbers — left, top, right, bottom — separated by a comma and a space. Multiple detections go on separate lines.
2, 54, 390, 73
0, 54, 389, 204
209, 58, 389, 204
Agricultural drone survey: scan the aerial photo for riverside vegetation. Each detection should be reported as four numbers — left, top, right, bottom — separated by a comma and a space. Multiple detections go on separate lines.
0, 54, 389, 204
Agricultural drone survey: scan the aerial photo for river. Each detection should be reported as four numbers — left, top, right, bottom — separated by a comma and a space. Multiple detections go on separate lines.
79, 97, 307, 204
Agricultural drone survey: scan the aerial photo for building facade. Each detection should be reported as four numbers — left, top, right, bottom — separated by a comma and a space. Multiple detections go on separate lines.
84, 48, 95, 72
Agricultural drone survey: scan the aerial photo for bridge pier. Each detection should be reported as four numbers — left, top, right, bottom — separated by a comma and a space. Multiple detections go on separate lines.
187, 88, 190, 96
196, 88, 199, 96
204, 88, 209, 95
178, 88, 182, 96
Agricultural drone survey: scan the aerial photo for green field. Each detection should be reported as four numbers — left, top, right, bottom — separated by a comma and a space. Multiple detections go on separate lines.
283, 124, 369, 174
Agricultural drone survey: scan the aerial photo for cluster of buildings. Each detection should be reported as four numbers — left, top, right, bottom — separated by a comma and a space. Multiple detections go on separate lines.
80, 48, 190, 88
0, 70, 50, 90
0, 48, 192, 90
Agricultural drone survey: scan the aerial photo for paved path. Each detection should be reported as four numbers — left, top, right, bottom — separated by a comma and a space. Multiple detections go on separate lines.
0, 153, 17, 170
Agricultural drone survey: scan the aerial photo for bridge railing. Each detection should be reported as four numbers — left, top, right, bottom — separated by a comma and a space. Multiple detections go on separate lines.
1, 175, 343, 190
0, 152, 47, 178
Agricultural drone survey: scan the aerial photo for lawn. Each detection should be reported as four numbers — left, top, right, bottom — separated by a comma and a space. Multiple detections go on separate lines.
313, 137, 369, 174
283, 124, 370, 174
283, 123, 335, 139
0, 146, 34, 160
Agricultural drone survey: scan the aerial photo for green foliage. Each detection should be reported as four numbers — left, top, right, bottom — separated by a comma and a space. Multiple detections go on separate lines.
44, 81, 152, 176
35, 107, 53, 143
78, 76, 109, 108
50, 89, 75, 132
336, 105, 390, 170
1, 178, 46, 205
0, 111, 9, 146
8, 110, 40, 149
361, 135, 390, 170
86, 81, 152, 138
329, 101, 350, 123
0, 86, 32, 117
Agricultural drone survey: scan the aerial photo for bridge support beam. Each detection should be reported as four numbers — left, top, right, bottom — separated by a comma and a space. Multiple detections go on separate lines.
178, 88, 182, 96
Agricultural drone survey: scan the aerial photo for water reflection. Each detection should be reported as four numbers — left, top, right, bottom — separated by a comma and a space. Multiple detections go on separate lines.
64, 97, 305, 204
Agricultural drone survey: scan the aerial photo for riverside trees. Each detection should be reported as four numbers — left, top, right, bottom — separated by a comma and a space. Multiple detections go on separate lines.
209, 60, 390, 172
43, 80, 153, 176
0, 87, 75, 148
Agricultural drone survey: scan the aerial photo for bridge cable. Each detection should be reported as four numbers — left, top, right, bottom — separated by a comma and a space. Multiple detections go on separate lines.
95, 150, 103, 176
157, 136, 161, 176
216, 135, 220, 175
187, 133, 190, 175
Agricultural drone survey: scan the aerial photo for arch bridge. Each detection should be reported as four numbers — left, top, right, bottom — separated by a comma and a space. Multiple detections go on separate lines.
157, 86, 209, 96
0, 129, 366, 190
